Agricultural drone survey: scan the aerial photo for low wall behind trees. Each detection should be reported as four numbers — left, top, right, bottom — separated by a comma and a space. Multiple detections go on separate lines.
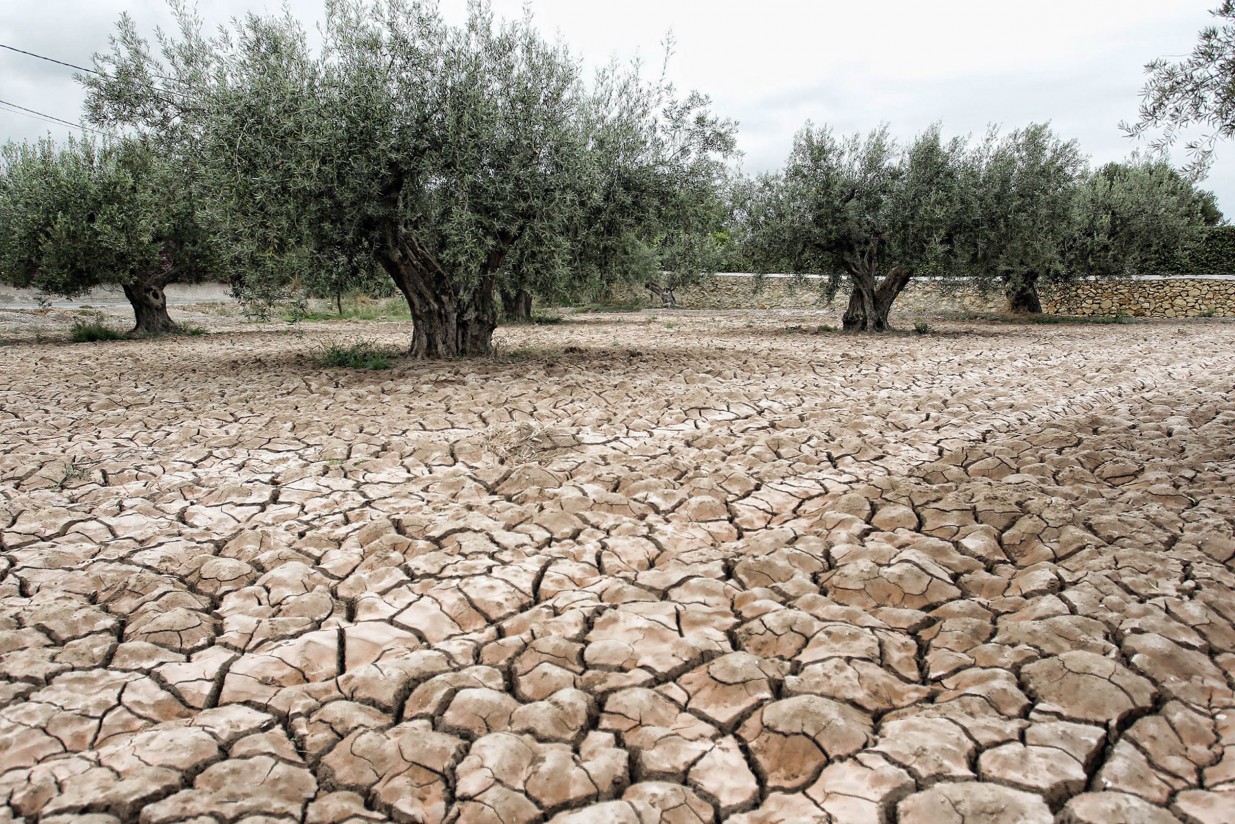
605, 274, 1235, 318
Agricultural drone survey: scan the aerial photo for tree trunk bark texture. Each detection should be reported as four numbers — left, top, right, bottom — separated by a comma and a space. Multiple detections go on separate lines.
380, 229, 504, 358
123, 283, 179, 336
645, 282, 679, 309
842, 261, 912, 332
501, 288, 533, 322
1006, 277, 1043, 314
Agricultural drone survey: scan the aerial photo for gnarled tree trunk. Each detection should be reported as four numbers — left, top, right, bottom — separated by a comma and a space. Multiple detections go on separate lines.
379, 228, 505, 358
841, 242, 913, 332
123, 283, 179, 335
645, 281, 679, 308
1005, 276, 1042, 314
501, 288, 533, 322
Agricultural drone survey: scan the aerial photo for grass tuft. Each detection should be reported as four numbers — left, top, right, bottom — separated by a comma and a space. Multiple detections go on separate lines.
1025, 312, 1130, 325
784, 323, 837, 334
317, 339, 397, 369
70, 316, 125, 342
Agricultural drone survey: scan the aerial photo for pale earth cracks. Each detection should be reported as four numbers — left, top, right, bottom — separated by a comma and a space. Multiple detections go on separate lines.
1, 311, 1235, 823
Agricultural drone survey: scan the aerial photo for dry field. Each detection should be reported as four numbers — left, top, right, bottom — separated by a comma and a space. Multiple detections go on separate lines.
2, 309, 1235, 824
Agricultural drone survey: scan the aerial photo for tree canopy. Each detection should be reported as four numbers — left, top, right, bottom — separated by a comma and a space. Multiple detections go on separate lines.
0, 136, 220, 334
736, 121, 1213, 324
742, 123, 976, 330
82, 0, 736, 355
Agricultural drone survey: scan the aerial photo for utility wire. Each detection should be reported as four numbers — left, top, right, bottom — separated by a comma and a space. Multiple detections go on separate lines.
0, 41, 199, 101
0, 42, 98, 75
0, 98, 112, 136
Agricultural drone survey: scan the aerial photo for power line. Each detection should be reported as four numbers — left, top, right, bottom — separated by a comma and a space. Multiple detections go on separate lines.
0, 41, 199, 102
0, 98, 111, 137
0, 42, 99, 75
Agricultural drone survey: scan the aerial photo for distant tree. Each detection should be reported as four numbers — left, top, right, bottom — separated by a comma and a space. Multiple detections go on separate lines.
0, 136, 220, 334
84, 0, 735, 355
743, 123, 972, 331
965, 124, 1086, 313
1127, 1, 1235, 175
1067, 157, 1207, 279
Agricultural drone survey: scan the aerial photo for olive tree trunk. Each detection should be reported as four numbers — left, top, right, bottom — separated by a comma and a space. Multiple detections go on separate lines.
1005, 276, 1043, 314
380, 230, 505, 358
123, 283, 179, 335
841, 263, 912, 332
645, 281, 679, 308
501, 288, 533, 322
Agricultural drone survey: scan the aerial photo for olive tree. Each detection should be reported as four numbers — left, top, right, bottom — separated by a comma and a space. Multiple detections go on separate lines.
1068, 157, 1207, 279
965, 124, 1086, 312
84, 0, 735, 355
744, 123, 973, 331
0, 136, 220, 334
968, 130, 1207, 311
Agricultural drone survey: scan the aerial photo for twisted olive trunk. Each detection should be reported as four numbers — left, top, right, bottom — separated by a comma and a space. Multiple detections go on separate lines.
1005, 275, 1043, 314
380, 227, 507, 358
840, 248, 913, 332
501, 288, 533, 322
645, 281, 679, 308
123, 283, 179, 335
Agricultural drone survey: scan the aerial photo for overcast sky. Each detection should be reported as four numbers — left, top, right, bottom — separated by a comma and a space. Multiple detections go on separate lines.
2, 1, 1232, 212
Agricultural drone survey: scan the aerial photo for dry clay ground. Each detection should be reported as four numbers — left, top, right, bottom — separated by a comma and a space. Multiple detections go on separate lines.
2, 309, 1235, 824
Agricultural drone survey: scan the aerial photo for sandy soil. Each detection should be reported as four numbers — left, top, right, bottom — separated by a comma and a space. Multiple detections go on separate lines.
2, 309, 1235, 823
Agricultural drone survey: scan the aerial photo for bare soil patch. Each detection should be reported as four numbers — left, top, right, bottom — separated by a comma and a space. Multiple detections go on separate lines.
2, 311, 1235, 822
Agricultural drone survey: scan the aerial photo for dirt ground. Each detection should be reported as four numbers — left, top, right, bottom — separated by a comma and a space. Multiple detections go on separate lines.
2, 308, 1235, 823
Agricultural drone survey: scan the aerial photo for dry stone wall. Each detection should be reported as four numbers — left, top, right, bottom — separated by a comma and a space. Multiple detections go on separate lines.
609, 274, 1235, 317
1042, 277, 1235, 318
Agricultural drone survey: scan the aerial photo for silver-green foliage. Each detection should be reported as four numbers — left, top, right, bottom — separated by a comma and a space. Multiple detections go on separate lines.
741, 120, 1210, 323
966, 123, 1086, 306
1127, 1, 1235, 175
1069, 157, 1207, 277
0, 136, 220, 332
83, 0, 736, 356
743, 123, 973, 330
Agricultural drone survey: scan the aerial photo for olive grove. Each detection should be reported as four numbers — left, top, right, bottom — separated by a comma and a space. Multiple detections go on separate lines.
82, 0, 736, 356
737, 121, 1213, 326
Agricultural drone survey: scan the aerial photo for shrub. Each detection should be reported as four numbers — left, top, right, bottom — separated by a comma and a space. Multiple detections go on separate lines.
317, 339, 396, 370
70, 316, 125, 342
1181, 226, 1235, 274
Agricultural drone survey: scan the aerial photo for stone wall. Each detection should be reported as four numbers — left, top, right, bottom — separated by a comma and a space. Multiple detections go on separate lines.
607, 274, 1235, 318
1041, 277, 1235, 318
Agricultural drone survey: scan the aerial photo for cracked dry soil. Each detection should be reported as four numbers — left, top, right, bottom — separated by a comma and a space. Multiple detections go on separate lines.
2, 311, 1235, 824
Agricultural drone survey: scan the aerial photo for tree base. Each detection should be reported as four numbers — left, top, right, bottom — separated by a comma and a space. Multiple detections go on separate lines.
124, 283, 180, 335
1005, 281, 1042, 314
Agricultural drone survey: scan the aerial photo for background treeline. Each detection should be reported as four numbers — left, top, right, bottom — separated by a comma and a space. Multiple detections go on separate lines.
0, 0, 1226, 349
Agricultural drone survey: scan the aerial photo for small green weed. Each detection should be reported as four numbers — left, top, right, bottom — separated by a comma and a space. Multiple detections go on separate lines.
284, 296, 412, 323
180, 325, 208, 336
784, 324, 836, 334
70, 315, 125, 342
317, 339, 397, 370
1029, 313, 1129, 325
913, 322, 933, 335
575, 299, 645, 313
58, 458, 90, 489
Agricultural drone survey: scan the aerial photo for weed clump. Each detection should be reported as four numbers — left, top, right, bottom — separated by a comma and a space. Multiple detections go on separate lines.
70, 315, 125, 342
317, 339, 397, 369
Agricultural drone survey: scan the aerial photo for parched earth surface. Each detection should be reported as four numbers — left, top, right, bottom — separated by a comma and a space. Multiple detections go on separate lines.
2, 310, 1235, 824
